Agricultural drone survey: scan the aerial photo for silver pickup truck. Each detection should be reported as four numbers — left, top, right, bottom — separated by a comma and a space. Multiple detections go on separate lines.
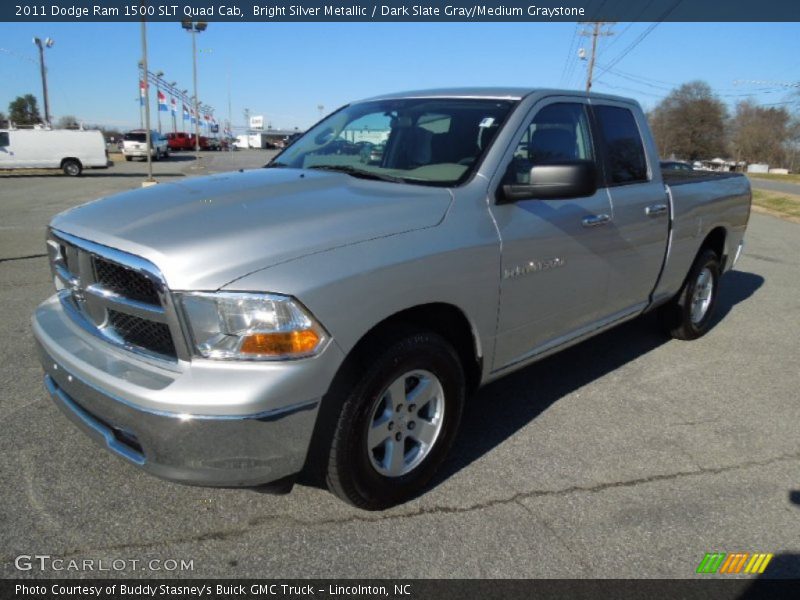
33, 88, 750, 509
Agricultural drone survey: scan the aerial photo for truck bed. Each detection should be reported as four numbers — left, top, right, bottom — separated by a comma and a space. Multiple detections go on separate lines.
661, 169, 746, 187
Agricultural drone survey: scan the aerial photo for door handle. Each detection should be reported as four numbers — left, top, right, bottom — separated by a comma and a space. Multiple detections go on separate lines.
646, 203, 668, 217
582, 214, 611, 228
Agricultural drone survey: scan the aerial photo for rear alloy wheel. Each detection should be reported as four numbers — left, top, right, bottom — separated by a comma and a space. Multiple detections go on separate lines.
62, 159, 82, 176
326, 330, 465, 509
659, 249, 721, 340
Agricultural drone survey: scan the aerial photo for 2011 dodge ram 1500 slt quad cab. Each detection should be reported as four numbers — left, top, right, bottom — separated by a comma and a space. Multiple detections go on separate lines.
33, 88, 750, 509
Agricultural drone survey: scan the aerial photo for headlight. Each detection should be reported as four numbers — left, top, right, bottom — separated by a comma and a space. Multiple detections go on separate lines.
178, 292, 328, 360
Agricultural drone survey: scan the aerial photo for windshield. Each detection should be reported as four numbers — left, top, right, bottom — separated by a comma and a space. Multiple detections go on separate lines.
271, 98, 517, 185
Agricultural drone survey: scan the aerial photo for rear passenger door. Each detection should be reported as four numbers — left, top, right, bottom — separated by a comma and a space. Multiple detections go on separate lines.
591, 103, 669, 315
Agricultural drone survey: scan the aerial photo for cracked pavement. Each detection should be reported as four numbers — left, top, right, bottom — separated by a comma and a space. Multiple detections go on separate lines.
1, 152, 799, 578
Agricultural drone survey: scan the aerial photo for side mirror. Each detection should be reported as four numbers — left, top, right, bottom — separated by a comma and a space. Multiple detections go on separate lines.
500, 160, 598, 203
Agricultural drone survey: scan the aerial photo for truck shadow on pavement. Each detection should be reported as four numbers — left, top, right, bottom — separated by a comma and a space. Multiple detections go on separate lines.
296, 270, 764, 498
434, 269, 765, 489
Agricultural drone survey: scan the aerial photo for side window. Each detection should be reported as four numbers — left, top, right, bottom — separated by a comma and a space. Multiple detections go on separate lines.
594, 106, 648, 184
0, 132, 9, 147
508, 103, 593, 184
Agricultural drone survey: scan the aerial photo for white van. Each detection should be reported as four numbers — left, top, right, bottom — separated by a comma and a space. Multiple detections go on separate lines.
0, 128, 110, 176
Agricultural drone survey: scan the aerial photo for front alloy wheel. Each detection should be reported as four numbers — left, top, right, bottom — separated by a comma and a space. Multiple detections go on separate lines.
366, 370, 446, 478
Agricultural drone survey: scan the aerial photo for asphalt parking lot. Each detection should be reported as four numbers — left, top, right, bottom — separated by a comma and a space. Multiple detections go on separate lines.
1, 150, 798, 579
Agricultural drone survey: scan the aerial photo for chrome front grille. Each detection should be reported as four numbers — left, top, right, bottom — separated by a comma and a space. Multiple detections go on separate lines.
47, 230, 184, 362
93, 256, 160, 305
107, 310, 176, 357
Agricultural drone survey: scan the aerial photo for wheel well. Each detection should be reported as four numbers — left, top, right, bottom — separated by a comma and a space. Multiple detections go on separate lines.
60, 157, 81, 168
348, 303, 483, 394
300, 302, 483, 486
701, 227, 727, 267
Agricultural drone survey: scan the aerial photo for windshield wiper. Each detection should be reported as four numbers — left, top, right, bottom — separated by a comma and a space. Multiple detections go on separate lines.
307, 164, 406, 183
264, 161, 289, 168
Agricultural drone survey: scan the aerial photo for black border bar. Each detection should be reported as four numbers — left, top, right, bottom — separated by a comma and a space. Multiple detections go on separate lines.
3, 0, 799, 23
4, 579, 800, 600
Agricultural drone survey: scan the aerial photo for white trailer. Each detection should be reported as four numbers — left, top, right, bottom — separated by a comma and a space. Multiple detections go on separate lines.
234, 134, 251, 149
0, 128, 110, 176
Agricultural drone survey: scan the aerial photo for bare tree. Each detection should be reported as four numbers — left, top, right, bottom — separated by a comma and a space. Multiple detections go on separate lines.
648, 81, 728, 161
56, 115, 80, 129
730, 100, 792, 167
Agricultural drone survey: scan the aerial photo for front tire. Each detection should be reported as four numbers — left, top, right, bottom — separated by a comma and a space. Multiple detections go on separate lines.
326, 330, 465, 510
658, 249, 721, 340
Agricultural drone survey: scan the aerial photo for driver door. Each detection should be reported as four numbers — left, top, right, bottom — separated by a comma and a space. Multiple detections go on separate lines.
489, 99, 616, 370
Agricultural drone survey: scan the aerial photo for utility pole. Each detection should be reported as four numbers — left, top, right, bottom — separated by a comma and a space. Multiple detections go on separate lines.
580, 22, 614, 93
227, 58, 232, 151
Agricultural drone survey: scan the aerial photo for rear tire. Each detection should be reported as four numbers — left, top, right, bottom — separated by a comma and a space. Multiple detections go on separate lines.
62, 159, 82, 177
658, 249, 721, 340
326, 330, 465, 510
124, 156, 132, 161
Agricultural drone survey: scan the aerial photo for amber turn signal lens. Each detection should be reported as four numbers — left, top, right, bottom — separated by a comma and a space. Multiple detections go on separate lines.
239, 329, 321, 356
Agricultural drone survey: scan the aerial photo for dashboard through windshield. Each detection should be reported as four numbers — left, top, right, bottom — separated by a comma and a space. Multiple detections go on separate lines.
269, 98, 517, 185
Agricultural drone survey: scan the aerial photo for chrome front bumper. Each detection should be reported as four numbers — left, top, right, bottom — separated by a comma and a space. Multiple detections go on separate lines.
33, 294, 344, 487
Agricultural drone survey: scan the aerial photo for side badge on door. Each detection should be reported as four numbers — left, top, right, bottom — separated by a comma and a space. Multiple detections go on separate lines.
503, 257, 566, 280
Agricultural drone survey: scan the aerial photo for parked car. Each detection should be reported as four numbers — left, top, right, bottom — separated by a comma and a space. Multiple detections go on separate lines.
187, 134, 218, 151
0, 128, 110, 176
366, 143, 384, 164
660, 160, 693, 172
33, 88, 750, 509
165, 132, 193, 152
122, 130, 169, 161
284, 133, 302, 147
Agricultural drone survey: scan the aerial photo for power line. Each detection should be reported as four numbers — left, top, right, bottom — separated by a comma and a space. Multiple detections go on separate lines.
596, 0, 657, 58
559, 23, 580, 87
734, 79, 800, 88
594, 0, 683, 83
0, 47, 37, 64
599, 67, 792, 98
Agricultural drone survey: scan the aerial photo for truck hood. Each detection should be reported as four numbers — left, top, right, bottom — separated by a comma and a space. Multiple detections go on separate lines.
51, 168, 452, 290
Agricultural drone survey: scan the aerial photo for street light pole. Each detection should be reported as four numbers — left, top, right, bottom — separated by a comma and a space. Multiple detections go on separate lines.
170, 81, 178, 132
183, 20, 207, 160
32, 37, 53, 125
192, 28, 200, 157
